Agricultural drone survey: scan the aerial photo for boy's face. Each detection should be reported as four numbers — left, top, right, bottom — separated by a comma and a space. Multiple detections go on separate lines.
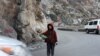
49, 26, 52, 29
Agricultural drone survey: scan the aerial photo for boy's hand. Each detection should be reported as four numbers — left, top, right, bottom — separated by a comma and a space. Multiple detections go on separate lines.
55, 42, 58, 45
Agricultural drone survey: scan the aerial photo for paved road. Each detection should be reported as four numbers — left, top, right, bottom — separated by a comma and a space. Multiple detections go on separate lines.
32, 28, 100, 56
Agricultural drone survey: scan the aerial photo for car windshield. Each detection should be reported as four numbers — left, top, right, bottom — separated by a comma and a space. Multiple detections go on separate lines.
93, 21, 98, 25
89, 22, 93, 25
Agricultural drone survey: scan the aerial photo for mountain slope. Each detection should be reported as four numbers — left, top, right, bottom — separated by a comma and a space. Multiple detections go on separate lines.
41, 0, 100, 25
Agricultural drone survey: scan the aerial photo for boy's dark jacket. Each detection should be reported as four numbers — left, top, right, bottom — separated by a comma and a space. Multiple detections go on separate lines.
43, 24, 57, 44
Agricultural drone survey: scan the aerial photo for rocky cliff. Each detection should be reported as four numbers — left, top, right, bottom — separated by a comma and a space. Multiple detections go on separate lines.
0, 0, 47, 44
41, 0, 100, 25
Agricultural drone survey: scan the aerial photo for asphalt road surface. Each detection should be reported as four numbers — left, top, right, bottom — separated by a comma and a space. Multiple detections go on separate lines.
32, 28, 100, 56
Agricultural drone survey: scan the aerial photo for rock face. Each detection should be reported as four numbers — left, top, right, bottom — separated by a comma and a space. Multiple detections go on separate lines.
41, 0, 100, 25
0, 0, 47, 44
15, 0, 47, 44
0, 0, 18, 38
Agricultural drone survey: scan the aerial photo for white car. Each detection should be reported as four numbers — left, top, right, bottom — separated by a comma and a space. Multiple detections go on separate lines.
84, 19, 100, 34
0, 35, 33, 56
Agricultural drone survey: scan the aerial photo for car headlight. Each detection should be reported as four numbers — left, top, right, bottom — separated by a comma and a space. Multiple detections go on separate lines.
0, 45, 32, 56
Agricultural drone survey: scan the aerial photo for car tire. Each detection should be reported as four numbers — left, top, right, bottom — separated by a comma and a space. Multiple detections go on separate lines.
86, 29, 89, 34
